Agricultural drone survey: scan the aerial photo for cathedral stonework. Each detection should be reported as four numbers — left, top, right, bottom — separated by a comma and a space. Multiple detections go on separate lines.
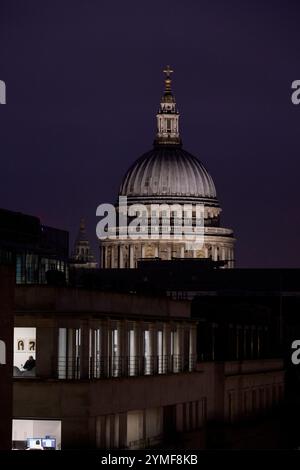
100, 68, 235, 269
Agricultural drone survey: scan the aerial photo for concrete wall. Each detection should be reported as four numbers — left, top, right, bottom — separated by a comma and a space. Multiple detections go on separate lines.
13, 370, 213, 449
224, 359, 285, 422
13, 359, 284, 449
15, 286, 191, 320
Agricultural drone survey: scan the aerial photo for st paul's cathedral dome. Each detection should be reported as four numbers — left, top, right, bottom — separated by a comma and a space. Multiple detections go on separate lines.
119, 147, 218, 205
100, 67, 235, 269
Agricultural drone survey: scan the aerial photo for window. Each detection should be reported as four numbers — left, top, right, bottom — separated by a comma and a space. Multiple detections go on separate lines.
157, 331, 164, 374
144, 330, 151, 375
58, 328, 81, 379
89, 328, 101, 378
12, 419, 61, 451
111, 329, 120, 377
128, 329, 136, 376
0, 340, 6, 364
127, 411, 144, 449
13, 327, 36, 377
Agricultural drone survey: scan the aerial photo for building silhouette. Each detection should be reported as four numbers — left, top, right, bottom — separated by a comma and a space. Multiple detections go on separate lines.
0, 208, 69, 284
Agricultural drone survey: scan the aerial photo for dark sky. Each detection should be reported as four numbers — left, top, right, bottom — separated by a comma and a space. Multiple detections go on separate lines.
0, 0, 300, 267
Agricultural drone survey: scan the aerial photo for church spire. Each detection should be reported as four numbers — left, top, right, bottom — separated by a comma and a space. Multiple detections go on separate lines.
70, 218, 98, 269
154, 66, 181, 147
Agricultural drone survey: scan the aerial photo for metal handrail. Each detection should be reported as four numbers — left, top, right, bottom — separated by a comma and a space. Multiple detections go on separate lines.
56, 354, 196, 380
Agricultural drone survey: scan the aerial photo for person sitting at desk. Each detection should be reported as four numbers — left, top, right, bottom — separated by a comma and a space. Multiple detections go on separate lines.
26, 439, 44, 451
23, 355, 36, 371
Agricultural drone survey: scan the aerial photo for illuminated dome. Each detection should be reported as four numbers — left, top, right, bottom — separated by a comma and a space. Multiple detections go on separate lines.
100, 67, 235, 270
119, 146, 218, 206
119, 65, 218, 207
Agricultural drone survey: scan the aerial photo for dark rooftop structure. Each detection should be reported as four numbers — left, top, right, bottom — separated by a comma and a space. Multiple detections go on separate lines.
0, 208, 69, 284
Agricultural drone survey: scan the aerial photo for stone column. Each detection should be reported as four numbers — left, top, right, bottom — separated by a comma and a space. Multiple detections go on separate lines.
120, 321, 128, 377
102, 246, 106, 269
136, 322, 143, 376
101, 321, 109, 377
111, 245, 115, 268
36, 324, 57, 378
119, 245, 124, 269
105, 246, 109, 269
129, 244, 135, 268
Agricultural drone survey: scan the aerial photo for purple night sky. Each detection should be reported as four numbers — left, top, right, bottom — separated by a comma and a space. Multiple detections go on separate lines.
0, 0, 300, 267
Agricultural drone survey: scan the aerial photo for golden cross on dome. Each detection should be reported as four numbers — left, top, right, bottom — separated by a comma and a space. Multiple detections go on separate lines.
163, 65, 174, 78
